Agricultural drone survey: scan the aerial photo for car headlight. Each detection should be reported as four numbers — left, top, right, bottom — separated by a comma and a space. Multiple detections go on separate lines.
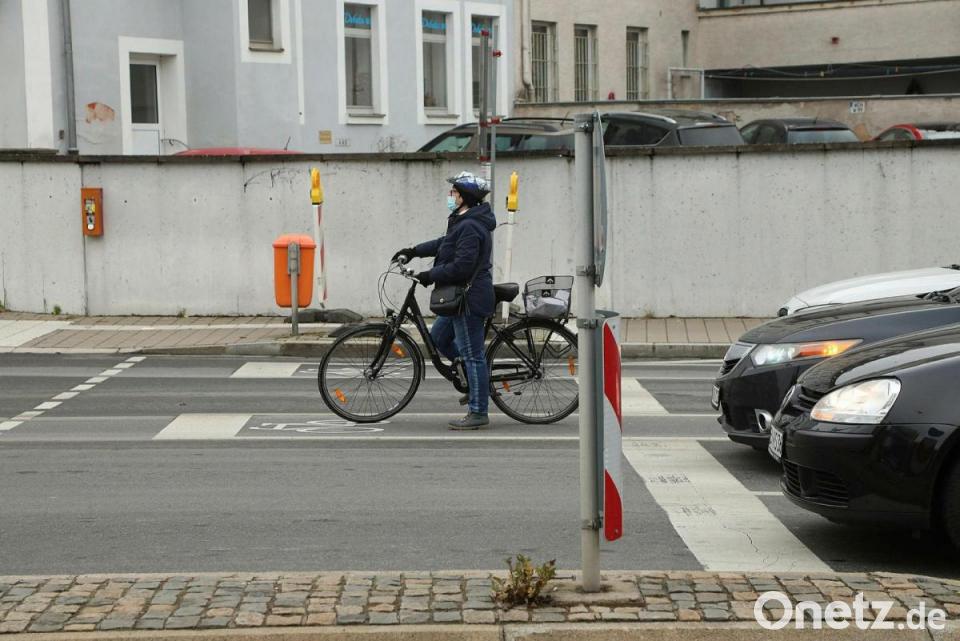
811, 379, 901, 424
750, 340, 862, 366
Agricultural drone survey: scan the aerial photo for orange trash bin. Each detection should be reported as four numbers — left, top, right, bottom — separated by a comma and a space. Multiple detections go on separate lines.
273, 234, 316, 307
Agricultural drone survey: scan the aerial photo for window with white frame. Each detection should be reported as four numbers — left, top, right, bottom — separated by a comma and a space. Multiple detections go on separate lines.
531, 21, 557, 102
247, 0, 280, 50
471, 15, 496, 111
574, 25, 597, 102
626, 27, 648, 100
422, 11, 450, 110
344, 3, 375, 111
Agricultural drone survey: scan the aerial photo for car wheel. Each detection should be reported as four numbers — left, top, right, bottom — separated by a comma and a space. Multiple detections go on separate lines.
939, 462, 960, 549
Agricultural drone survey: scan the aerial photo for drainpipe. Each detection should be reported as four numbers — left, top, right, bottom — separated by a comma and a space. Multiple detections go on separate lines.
61, 0, 78, 154
520, 0, 532, 100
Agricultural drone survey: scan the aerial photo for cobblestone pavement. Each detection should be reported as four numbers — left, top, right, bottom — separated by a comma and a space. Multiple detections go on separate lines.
0, 571, 957, 633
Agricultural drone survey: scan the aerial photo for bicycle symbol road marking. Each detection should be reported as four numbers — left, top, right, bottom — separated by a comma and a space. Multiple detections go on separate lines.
248, 419, 386, 434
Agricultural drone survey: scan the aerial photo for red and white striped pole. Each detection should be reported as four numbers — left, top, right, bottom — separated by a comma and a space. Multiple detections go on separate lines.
600, 314, 623, 542
310, 168, 327, 307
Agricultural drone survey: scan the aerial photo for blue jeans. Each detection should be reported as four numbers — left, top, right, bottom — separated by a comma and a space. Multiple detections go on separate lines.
431, 313, 489, 415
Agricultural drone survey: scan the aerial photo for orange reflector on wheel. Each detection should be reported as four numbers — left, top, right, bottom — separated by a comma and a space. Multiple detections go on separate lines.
568, 357, 576, 376
392, 345, 406, 358
503, 381, 511, 393
334, 389, 347, 404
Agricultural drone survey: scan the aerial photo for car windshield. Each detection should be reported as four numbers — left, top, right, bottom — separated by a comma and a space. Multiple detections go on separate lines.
787, 129, 859, 144
515, 133, 575, 151
677, 125, 743, 146
424, 134, 472, 152
919, 130, 960, 140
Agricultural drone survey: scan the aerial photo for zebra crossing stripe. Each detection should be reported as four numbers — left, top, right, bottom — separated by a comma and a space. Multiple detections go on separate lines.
153, 414, 252, 440
622, 438, 830, 572
231, 363, 302, 378
620, 378, 668, 416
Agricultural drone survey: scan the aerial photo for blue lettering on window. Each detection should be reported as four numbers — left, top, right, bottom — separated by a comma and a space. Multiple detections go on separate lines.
422, 17, 446, 32
472, 21, 491, 36
344, 11, 372, 27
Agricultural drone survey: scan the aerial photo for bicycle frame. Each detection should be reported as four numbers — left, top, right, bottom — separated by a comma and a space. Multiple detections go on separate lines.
368, 278, 555, 394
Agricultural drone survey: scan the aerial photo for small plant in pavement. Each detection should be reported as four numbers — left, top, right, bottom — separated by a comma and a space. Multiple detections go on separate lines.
52, 305, 61, 316
492, 554, 557, 606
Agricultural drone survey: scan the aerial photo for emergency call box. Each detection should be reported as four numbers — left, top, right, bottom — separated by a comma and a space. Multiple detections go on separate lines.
81, 187, 103, 237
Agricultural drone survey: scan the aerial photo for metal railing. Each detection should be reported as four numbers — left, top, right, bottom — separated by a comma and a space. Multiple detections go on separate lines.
574, 26, 597, 102
531, 25, 558, 102
626, 28, 648, 100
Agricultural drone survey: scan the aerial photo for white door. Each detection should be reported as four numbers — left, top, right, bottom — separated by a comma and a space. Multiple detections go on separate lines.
129, 60, 162, 154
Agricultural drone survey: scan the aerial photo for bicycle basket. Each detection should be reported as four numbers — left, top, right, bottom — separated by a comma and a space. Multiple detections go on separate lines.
523, 275, 573, 319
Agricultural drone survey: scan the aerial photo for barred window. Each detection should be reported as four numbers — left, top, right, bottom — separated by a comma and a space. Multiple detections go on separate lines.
531, 22, 557, 102
574, 25, 597, 102
626, 27, 648, 100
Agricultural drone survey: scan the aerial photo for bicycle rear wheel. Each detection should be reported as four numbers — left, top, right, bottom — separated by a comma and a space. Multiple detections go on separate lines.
486, 319, 579, 424
318, 325, 422, 423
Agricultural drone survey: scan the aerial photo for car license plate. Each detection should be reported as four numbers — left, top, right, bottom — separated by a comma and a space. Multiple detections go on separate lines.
711, 385, 720, 411
768, 426, 784, 462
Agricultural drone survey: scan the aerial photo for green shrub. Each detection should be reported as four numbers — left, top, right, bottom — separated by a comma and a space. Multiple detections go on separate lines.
492, 555, 557, 607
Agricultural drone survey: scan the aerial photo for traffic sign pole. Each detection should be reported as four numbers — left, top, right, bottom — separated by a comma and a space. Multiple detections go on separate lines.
574, 112, 600, 592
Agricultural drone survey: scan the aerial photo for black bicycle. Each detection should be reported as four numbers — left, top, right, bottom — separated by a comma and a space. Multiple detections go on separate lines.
317, 260, 579, 424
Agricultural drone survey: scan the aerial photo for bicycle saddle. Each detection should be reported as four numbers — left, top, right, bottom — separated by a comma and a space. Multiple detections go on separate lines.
494, 283, 520, 303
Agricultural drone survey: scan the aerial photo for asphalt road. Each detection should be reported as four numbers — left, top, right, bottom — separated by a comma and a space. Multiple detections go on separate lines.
0, 354, 956, 577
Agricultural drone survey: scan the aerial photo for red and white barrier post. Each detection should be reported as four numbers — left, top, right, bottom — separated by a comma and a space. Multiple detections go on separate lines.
598, 313, 623, 542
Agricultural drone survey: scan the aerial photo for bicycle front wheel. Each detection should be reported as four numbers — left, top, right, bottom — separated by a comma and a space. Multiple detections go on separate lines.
318, 325, 422, 423
486, 319, 579, 424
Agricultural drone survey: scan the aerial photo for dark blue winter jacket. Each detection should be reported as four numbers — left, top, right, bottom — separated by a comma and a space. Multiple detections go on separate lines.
413, 203, 497, 317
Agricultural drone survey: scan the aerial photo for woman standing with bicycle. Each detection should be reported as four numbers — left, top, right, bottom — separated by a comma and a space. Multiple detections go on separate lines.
392, 171, 496, 430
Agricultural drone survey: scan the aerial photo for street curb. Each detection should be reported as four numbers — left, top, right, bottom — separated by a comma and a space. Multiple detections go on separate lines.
0, 622, 948, 641
138, 341, 729, 359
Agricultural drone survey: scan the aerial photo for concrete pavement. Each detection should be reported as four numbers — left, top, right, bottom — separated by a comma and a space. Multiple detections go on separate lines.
0, 313, 769, 358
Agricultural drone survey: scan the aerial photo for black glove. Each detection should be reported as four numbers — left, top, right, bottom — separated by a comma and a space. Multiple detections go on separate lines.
415, 271, 433, 286
392, 247, 416, 264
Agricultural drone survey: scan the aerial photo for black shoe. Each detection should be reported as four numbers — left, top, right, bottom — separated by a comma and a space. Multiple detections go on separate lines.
458, 394, 469, 406
449, 413, 489, 430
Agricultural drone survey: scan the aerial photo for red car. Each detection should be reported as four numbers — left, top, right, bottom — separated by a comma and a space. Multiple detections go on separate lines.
874, 123, 960, 141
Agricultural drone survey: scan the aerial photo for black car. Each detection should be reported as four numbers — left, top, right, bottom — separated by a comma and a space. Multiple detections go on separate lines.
600, 110, 744, 147
418, 110, 744, 152
417, 117, 574, 152
740, 118, 860, 145
714, 291, 960, 449
770, 323, 960, 545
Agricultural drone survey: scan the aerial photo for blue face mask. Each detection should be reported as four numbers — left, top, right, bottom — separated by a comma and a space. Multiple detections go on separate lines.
447, 195, 458, 212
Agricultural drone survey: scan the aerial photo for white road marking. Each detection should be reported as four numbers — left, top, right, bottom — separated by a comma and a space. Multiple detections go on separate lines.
0, 421, 23, 431
14, 411, 44, 419
52, 392, 79, 401
126, 356, 147, 362
153, 414, 252, 440
622, 438, 830, 572
621, 378, 669, 416
753, 491, 784, 497
34, 401, 61, 410
114, 362, 135, 369
86, 376, 108, 384
71, 384, 95, 392
231, 362, 302, 378
100, 369, 122, 376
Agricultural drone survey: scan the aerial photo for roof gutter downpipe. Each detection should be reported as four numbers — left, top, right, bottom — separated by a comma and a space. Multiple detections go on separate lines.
61, 0, 78, 154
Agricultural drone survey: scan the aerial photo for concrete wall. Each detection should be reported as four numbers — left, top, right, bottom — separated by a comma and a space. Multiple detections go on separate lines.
697, 0, 960, 70
1, 142, 958, 317
0, 0, 27, 149
511, 95, 960, 140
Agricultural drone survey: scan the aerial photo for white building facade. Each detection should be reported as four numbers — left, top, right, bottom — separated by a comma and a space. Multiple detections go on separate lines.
0, 0, 514, 154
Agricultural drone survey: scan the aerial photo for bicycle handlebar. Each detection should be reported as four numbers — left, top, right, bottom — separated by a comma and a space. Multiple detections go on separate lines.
392, 255, 418, 279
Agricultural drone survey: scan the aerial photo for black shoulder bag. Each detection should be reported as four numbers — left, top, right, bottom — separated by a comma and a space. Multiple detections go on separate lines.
429, 237, 486, 317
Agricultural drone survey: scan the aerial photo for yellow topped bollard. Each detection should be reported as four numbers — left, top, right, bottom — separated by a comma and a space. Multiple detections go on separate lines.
311, 168, 327, 306
501, 171, 520, 321
506, 171, 519, 212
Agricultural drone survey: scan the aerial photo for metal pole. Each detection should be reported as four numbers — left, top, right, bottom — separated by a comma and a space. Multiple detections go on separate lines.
574, 112, 600, 592
478, 29, 491, 185
289, 242, 300, 336
61, 0, 78, 154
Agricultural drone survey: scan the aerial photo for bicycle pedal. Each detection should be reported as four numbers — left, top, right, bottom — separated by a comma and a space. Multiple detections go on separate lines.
458, 394, 469, 406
